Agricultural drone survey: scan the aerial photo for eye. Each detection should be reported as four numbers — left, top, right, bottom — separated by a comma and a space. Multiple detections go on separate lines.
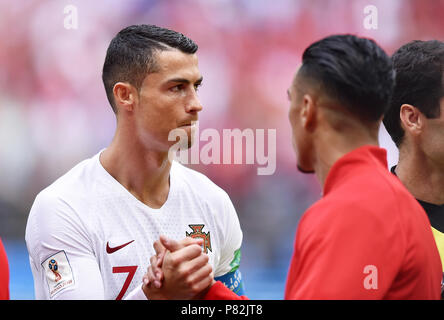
194, 82, 202, 92
170, 84, 184, 92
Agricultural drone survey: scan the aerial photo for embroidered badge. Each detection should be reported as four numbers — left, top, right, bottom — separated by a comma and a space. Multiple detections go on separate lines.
186, 224, 212, 254
42, 250, 75, 298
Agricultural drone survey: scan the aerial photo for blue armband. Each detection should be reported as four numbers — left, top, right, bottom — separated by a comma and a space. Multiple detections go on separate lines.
215, 269, 245, 295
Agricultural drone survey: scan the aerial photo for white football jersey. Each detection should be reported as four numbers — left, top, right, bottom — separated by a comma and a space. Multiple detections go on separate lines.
25, 151, 243, 300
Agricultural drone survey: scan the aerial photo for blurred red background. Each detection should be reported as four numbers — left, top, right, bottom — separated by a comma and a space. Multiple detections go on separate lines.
0, 0, 443, 299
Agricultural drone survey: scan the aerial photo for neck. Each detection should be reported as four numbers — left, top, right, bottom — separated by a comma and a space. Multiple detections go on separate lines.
313, 126, 379, 188
100, 124, 172, 209
396, 146, 444, 205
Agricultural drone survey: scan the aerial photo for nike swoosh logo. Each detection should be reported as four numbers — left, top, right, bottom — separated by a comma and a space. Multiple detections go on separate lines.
106, 240, 135, 254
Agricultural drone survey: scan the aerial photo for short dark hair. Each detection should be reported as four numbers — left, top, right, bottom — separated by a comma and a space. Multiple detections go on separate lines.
102, 24, 198, 113
383, 40, 444, 147
299, 34, 395, 122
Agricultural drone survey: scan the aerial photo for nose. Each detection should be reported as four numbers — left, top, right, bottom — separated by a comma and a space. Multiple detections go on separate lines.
186, 91, 203, 113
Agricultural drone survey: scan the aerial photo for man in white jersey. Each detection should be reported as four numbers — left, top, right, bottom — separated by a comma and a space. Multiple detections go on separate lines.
25, 24, 244, 300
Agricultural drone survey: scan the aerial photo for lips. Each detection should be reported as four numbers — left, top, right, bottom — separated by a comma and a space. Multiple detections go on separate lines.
179, 120, 198, 128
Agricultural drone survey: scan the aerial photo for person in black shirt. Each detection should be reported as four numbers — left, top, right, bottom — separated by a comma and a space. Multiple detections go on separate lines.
383, 40, 444, 297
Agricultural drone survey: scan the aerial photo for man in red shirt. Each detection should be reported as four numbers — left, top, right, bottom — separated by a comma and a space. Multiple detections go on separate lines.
0, 238, 10, 300
144, 35, 442, 299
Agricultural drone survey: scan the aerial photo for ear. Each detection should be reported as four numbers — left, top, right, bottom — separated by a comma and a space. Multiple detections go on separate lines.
301, 94, 317, 131
400, 104, 423, 136
112, 82, 138, 113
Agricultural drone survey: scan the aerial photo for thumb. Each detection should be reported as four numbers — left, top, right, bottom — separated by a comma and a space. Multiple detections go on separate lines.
159, 235, 182, 252
159, 235, 203, 252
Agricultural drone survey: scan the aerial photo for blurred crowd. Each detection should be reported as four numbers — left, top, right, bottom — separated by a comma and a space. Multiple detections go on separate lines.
1, 0, 444, 297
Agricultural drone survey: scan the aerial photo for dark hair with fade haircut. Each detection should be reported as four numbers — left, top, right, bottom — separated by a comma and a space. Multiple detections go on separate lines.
102, 24, 198, 113
298, 34, 395, 122
383, 40, 444, 147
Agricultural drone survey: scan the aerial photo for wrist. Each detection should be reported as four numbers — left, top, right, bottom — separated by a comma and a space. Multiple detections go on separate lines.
194, 279, 217, 300
142, 282, 150, 299
142, 282, 166, 300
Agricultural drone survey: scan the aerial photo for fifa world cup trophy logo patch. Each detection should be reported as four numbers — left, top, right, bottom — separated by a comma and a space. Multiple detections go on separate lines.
186, 224, 212, 254
48, 259, 62, 282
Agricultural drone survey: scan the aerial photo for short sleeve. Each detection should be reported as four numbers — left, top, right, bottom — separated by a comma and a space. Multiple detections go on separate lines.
25, 191, 105, 299
214, 192, 243, 277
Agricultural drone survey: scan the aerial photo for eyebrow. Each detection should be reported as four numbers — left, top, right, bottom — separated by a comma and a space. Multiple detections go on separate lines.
166, 76, 203, 85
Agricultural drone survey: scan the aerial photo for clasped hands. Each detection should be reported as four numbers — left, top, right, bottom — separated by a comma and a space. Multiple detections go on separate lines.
141, 235, 216, 300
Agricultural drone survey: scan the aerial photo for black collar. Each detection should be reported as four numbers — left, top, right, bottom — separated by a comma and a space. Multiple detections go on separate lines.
391, 165, 444, 233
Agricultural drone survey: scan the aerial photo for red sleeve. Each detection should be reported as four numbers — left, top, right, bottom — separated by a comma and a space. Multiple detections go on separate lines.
0, 239, 9, 300
204, 281, 249, 300
285, 200, 404, 300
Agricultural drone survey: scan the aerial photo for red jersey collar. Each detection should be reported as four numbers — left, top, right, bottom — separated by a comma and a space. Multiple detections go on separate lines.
323, 145, 388, 196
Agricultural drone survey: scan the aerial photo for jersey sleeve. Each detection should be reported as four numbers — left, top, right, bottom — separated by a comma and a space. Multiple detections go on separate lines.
124, 284, 148, 300
285, 201, 405, 299
0, 238, 9, 300
213, 192, 245, 294
25, 191, 105, 299
204, 281, 249, 300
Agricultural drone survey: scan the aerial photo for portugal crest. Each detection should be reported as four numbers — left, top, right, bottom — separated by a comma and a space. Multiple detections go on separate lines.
186, 224, 212, 254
